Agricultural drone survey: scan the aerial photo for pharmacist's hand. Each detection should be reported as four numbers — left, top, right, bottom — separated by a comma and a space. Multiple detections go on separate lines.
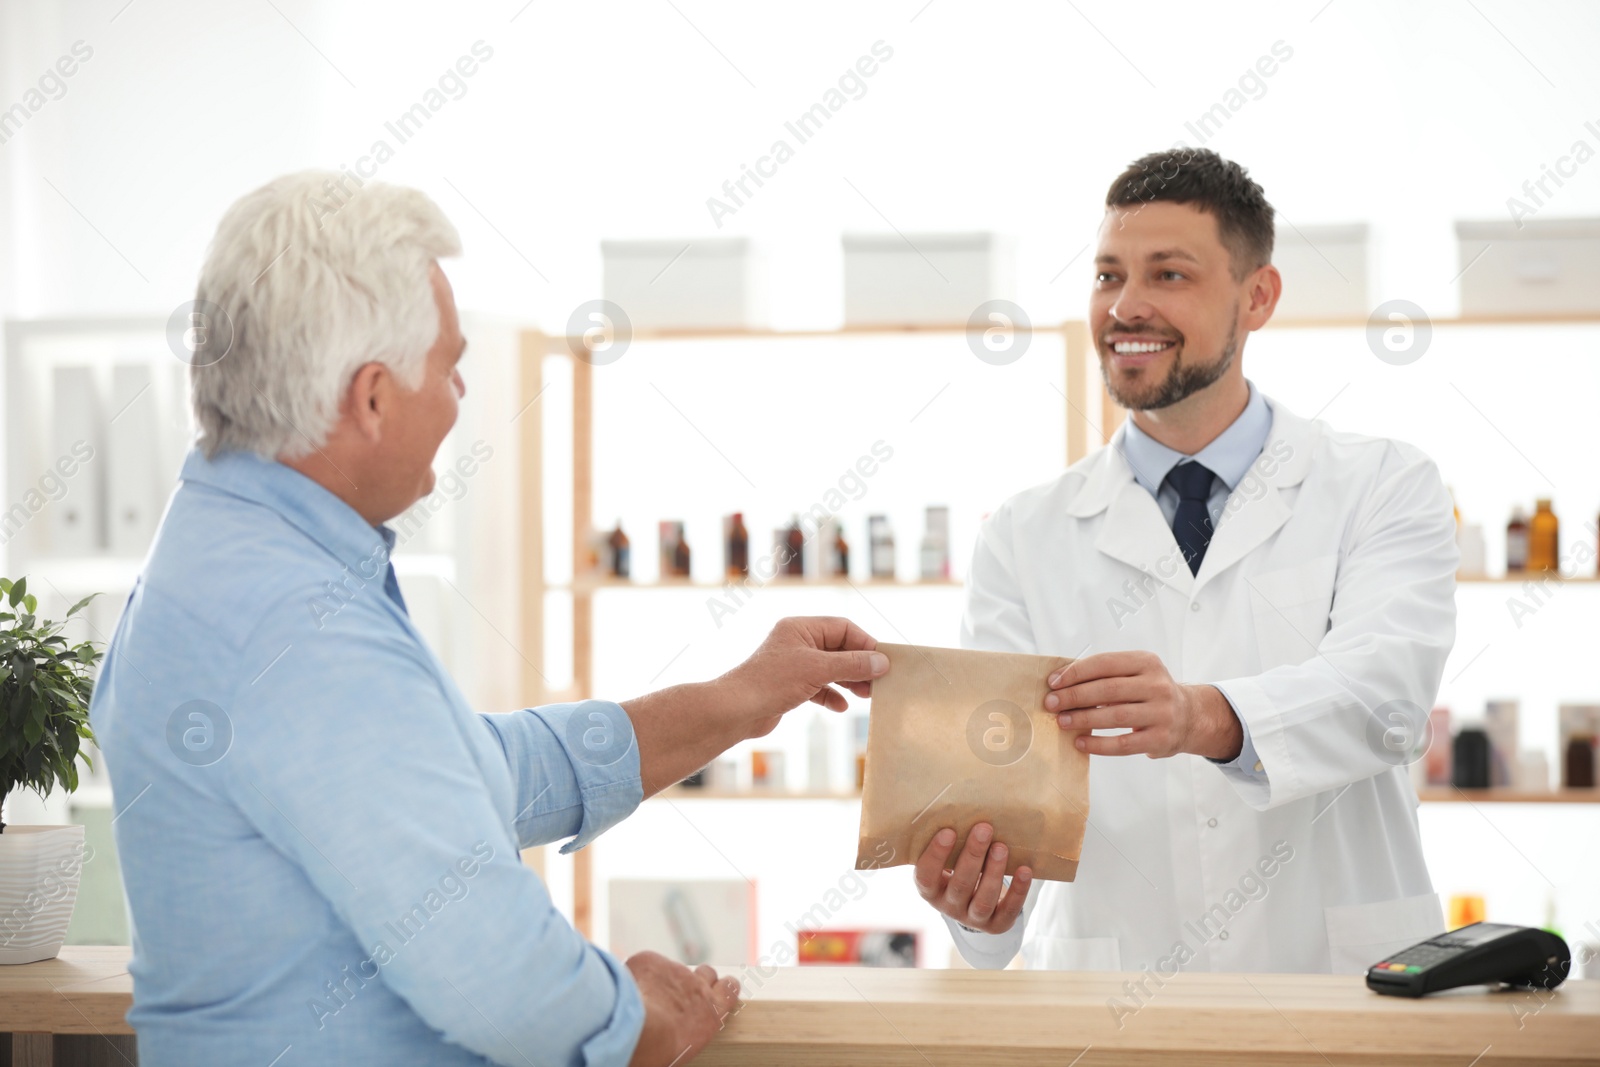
626, 951, 739, 1067
1044, 651, 1243, 761
913, 822, 1032, 934
720, 616, 888, 738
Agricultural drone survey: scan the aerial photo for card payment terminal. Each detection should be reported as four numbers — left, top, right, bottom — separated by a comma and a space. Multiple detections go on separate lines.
1367, 922, 1570, 997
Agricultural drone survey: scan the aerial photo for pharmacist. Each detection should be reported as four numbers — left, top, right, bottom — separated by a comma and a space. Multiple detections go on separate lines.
917, 148, 1457, 976
92, 172, 890, 1067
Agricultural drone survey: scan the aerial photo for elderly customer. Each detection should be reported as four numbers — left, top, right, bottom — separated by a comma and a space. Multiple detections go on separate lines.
91, 172, 888, 1067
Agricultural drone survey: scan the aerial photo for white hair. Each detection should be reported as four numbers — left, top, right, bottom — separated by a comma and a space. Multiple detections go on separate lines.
190, 171, 462, 459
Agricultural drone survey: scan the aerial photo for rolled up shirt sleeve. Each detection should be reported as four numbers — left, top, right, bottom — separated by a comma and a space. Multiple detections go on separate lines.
479, 701, 644, 854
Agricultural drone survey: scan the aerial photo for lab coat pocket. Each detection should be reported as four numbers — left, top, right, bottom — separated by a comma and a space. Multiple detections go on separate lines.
1246, 555, 1337, 668
1024, 935, 1122, 972
1323, 891, 1445, 975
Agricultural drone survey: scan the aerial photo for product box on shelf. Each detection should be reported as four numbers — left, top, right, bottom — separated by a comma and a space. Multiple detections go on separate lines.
1455, 218, 1600, 316
1270, 222, 1369, 320
601, 237, 766, 330
843, 232, 1014, 325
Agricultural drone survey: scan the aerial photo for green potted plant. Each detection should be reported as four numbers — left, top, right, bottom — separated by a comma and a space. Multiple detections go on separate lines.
0, 577, 101, 964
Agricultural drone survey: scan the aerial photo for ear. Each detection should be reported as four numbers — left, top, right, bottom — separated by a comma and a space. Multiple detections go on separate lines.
345, 361, 392, 444
1243, 264, 1281, 329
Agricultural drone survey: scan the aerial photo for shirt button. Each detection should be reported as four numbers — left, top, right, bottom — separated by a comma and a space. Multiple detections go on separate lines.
1207, 817, 1218, 828
1219, 930, 1230, 940
1191, 601, 1201, 612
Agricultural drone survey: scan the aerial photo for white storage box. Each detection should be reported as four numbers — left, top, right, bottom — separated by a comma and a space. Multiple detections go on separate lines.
1456, 218, 1600, 316
601, 238, 765, 330
1271, 223, 1369, 320
843, 232, 1014, 326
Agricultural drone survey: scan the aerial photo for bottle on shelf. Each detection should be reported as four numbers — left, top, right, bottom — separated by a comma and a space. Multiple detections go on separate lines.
1565, 735, 1596, 789
833, 523, 850, 578
782, 516, 804, 577
1449, 894, 1487, 930
724, 512, 749, 579
807, 712, 831, 791
1456, 523, 1487, 578
673, 530, 691, 578
1506, 507, 1530, 573
805, 518, 843, 581
1528, 498, 1559, 574
607, 520, 630, 579
659, 521, 691, 579
868, 515, 895, 580
919, 505, 950, 581
751, 750, 784, 789
852, 713, 870, 790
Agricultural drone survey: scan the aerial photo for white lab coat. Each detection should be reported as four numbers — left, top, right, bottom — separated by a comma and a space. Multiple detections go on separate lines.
949, 395, 1456, 976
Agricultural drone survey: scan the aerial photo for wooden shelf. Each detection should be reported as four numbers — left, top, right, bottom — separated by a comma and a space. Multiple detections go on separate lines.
655, 788, 862, 802
651, 788, 1598, 804
555, 576, 962, 592
530, 313, 1600, 351
1418, 787, 1600, 804
523, 314, 1600, 937
1457, 574, 1600, 584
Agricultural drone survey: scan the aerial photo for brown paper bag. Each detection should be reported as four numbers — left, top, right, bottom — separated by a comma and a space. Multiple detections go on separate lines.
855, 642, 1088, 882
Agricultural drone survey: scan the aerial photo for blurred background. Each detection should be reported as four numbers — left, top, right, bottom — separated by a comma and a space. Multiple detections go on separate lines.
1, 0, 1598, 971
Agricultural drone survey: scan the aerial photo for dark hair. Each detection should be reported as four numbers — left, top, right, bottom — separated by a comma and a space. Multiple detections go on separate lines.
1105, 148, 1274, 281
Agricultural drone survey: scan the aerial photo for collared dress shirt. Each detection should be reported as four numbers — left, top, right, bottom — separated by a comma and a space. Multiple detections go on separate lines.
91, 448, 646, 1066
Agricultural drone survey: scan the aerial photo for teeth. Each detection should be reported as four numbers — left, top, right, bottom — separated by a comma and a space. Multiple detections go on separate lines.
1112, 340, 1174, 354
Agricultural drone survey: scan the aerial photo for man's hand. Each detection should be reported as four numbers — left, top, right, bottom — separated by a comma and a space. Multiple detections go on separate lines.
626, 951, 739, 1067
913, 822, 1032, 934
625, 616, 888, 796
1043, 650, 1242, 760
716, 616, 888, 740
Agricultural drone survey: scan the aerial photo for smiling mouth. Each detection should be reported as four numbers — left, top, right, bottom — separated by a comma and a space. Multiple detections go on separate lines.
1109, 339, 1177, 354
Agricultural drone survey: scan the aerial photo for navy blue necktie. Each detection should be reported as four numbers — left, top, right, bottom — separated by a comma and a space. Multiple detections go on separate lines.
1166, 461, 1216, 575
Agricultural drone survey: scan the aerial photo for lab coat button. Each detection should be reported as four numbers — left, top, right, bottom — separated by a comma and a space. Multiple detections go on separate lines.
1219, 930, 1230, 940
1190, 601, 1201, 612
1207, 817, 1218, 827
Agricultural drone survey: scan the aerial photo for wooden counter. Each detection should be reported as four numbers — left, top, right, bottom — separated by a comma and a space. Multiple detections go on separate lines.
3, 949, 1595, 1066
0, 947, 132, 1066
699, 967, 1600, 1066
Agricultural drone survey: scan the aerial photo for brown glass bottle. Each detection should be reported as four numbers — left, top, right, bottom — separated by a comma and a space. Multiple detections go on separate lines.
607, 521, 630, 579
1566, 735, 1596, 789
833, 526, 850, 577
726, 513, 749, 578
783, 517, 805, 576
1528, 498, 1559, 574
1505, 508, 1530, 573
672, 532, 691, 578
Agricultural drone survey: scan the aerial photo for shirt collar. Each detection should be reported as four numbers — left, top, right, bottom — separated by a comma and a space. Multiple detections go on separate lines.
1120, 380, 1273, 495
178, 447, 397, 573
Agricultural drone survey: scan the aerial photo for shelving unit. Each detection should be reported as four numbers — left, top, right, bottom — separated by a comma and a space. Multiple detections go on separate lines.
517, 314, 1600, 940
1417, 788, 1599, 804
665, 787, 1598, 805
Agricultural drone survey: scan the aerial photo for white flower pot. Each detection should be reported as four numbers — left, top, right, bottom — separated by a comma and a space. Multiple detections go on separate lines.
0, 825, 87, 965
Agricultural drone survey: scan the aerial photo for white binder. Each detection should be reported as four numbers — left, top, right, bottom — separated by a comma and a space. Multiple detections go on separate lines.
107, 363, 161, 555
48, 365, 104, 555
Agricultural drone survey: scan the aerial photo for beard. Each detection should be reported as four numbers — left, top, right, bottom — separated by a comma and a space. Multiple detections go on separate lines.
1100, 310, 1239, 411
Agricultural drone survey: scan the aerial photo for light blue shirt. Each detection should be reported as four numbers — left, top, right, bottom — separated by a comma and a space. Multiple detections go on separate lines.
1118, 382, 1272, 780
91, 449, 646, 1067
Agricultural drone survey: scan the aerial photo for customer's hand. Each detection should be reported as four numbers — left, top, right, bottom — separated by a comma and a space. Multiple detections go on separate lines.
626, 951, 740, 1067
913, 822, 1032, 934
717, 616, 888, 740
